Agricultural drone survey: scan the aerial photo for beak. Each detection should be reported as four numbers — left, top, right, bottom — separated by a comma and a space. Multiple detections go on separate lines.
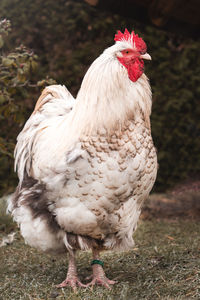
140, 53, 152, 60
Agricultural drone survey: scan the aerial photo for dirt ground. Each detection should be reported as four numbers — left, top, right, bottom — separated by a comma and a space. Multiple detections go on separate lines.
142, 179, 200, 220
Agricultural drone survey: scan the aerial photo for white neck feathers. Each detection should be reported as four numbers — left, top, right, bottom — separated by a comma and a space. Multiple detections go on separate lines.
62, 48, 152, 145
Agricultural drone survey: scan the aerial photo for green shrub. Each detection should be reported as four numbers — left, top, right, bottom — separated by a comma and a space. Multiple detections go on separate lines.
0, 19, 55, 195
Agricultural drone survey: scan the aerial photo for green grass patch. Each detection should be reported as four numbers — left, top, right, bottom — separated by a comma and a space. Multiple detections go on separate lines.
0, 220, 200, 299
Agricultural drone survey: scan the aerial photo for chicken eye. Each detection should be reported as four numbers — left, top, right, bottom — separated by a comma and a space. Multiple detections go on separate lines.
122, 49, 132, 55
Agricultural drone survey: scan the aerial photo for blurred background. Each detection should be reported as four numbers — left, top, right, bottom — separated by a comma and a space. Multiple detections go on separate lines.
0, 0, 200, 199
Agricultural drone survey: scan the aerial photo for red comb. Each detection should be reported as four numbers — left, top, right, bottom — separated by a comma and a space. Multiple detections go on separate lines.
114, 29, 147, 53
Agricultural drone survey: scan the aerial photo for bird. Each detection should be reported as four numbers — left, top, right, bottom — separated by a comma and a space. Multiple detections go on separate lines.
9, 29, 157, 290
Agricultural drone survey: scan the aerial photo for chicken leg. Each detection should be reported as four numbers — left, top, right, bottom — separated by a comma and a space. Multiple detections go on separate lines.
86, 249, 116, 289
56, 251, 86, 290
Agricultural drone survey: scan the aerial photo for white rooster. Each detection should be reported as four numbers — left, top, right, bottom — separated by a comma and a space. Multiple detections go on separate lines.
9, 29, 157, 289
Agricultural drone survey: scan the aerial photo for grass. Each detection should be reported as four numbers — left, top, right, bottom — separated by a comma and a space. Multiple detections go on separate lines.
0, 217, 200, 300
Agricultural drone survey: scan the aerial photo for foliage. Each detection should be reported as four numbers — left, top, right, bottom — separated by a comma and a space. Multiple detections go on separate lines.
145, 28, 200, 190
0, 19, 56, 196
0, 0, 200, 192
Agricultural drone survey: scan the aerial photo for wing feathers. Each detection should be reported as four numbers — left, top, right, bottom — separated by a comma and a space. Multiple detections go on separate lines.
33, 85, 74, 115
14, 84, 74, 183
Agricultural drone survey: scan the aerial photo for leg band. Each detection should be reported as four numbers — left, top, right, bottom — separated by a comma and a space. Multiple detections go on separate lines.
91, 259, 104, 267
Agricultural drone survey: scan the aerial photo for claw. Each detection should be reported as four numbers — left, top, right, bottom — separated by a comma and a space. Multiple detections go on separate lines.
56, 277, 87, 291
86, 276, 116, 289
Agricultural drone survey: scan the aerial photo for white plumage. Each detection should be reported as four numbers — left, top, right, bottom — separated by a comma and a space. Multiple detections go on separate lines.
10, 30, 157, 288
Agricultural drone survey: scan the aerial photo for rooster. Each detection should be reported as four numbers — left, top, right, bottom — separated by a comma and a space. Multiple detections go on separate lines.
9, 29, 157, 289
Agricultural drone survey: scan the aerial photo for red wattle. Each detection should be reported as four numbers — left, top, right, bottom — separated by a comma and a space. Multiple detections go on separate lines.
118, 57, 144, 82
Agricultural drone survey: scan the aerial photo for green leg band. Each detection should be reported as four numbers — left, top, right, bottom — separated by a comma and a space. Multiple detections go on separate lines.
91, 259, 104, 267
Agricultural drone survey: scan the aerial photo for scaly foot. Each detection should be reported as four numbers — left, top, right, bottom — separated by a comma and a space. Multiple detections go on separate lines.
56, 276, 86, 290
56, 250, 86, 290
86, 262, 116, 289
86, 276, 116, 289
